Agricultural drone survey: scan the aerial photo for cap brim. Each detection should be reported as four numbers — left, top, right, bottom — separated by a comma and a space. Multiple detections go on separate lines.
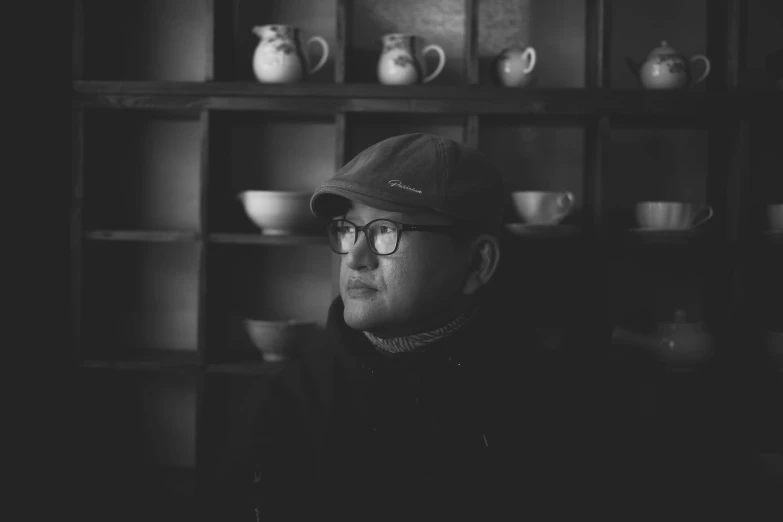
310, 186, 423, 218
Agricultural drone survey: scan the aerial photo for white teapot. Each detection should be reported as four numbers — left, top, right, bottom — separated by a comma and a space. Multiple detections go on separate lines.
626, 40, 710, 90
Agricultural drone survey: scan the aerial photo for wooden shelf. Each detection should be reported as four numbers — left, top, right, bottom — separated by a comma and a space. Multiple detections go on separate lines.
207, 232, 328, 246
72, 81, 783, 116
614, 228, 713, 246
206, 360, 291, 376
82, 231, 330, 245
80, 349, 200, 372
84, 230, 200, 242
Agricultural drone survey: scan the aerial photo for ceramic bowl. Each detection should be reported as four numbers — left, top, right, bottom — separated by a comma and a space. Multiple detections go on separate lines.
243, 318, 317, 362
238, 190, 321, 235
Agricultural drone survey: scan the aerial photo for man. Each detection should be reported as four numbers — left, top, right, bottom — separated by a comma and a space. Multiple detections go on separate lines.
205, 133, 611, 521
205, 133, 779, 520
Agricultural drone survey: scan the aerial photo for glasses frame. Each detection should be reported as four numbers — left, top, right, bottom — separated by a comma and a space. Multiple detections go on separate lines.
326, 217, 472, 256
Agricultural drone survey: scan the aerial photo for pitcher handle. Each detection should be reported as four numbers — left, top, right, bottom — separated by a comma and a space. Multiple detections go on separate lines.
691, 54, 711, 85
522, 47, 537, 74
692, 205, 714, 228
421, 44, 446, 83
306, 36, 330, 75
554, 192, 575, 222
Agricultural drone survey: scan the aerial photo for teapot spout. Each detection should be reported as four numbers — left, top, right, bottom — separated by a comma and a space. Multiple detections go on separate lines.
612, 326, 659, 353
625, 56, 642, 81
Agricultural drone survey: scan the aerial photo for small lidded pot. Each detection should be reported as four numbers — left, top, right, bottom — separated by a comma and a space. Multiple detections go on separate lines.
655, 309, 715, 366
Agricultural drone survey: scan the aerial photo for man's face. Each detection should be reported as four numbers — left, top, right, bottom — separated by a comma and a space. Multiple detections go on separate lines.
338, 201, 474, 338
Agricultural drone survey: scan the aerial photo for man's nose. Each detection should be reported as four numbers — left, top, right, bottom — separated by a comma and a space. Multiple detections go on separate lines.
345, 230, 377, 270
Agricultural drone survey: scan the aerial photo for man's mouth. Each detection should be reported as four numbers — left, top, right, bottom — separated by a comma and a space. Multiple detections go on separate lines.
345, 279, 378, 297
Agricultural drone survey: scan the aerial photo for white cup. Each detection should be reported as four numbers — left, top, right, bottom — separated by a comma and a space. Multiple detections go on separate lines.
635, 201, 713, 230
511, 191, 574, 225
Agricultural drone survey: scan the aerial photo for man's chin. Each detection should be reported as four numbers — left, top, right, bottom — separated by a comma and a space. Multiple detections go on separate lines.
343, 304, 381, 333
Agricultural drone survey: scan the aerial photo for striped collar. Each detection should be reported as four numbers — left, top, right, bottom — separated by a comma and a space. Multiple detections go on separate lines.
362, 307, 480, 355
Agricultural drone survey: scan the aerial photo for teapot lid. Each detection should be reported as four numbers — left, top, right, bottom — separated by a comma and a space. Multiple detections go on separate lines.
647, 40, 679, 58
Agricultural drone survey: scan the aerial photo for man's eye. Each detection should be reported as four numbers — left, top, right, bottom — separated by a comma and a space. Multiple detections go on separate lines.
379, 225, 393, 234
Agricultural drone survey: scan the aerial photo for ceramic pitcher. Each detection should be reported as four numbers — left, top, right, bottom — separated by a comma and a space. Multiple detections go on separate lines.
496, 46, 537, 87
377, 33, 446, 85
252, 24, 329, 83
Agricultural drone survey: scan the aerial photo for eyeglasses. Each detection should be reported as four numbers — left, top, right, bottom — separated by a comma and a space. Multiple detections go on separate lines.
326, 218, 468, 256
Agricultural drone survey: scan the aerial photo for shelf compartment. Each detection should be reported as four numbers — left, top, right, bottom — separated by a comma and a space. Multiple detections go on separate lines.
605, 127, 710, 236
346, 0, 465, 85
205, 244, 333, 365
744, 0, 783, 91
81, 0, 212, 81
80, 241, 201, 362
478, 116, 585, 226
207, 111, 336, 234
497, 239, 600, 328
744, 246, 783, 333
214, 0, 337, 83
477, 0, 586, 87
82, 108, 203, 232
609, 0, 709, 90
346, 112, 464, 159
607, 247, 718, 336
78, 370, 198, 514
747, 121, 783, 237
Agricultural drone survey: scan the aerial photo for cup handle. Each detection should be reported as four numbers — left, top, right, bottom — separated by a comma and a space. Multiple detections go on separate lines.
421, 44, 446, 83
306, 36, 330, 75
523, 47, 537, 74
691, 205, 714, 228
554, 192, 575, 221
691, 54, 711, 85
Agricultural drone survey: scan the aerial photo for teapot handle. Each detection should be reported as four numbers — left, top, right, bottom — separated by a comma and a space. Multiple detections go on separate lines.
691, 54, 711, 85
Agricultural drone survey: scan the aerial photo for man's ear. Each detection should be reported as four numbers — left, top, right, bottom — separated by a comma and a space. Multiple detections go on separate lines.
461, 234, 501, 296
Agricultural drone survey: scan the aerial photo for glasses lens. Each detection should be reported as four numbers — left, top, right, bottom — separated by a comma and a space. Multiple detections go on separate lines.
368, 220, 399, 255
328, 220, 355, 253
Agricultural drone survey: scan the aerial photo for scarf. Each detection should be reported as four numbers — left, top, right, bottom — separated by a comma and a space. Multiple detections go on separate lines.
363, 307, 480, 354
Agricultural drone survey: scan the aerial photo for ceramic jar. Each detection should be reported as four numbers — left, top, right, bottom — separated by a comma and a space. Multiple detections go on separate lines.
377, 33, 446, 85
496, 46, 537, 87
252, 24, 329, 83
632, 40, 711, 89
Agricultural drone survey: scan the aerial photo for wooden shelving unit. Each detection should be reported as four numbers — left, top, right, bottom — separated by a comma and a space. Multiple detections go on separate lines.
72, 0, 782, 516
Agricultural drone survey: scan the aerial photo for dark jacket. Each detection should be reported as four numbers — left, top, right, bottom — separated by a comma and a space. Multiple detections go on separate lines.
206, 293, 614, 520
205, 295, 781, 521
